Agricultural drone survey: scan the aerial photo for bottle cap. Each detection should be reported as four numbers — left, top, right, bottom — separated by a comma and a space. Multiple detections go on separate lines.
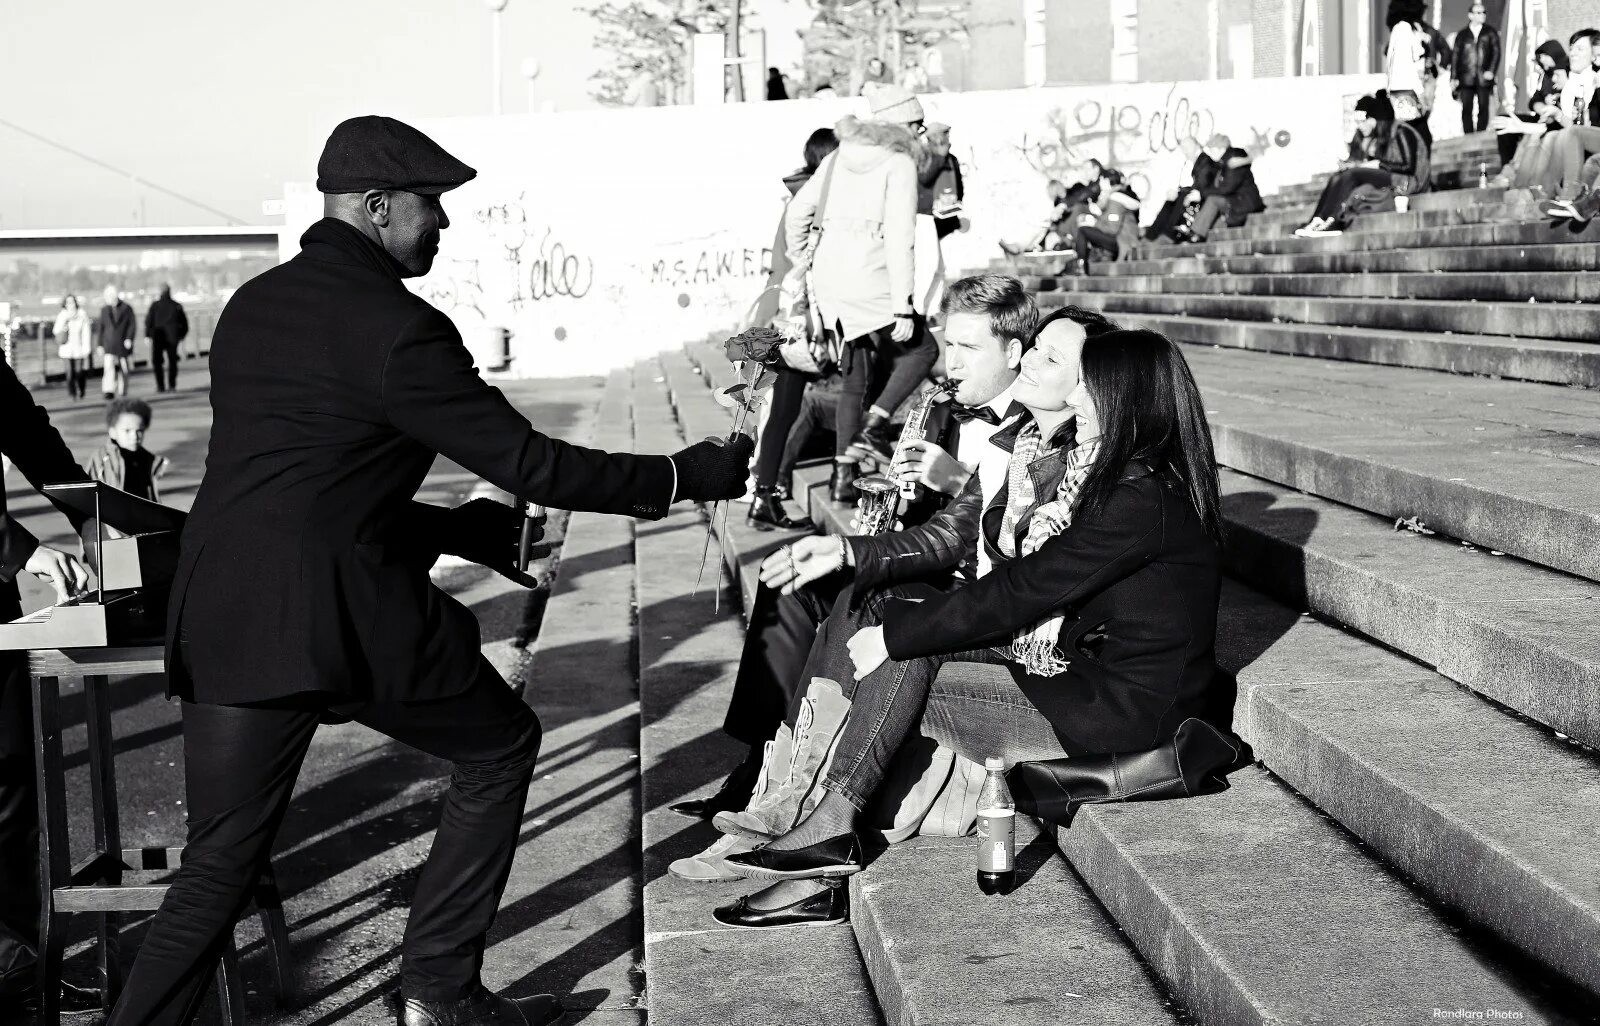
985, 757, 1005, 771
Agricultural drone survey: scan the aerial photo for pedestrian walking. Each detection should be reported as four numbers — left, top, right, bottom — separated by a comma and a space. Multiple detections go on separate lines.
51, 295, 93, 400
144, 285, 188, 392
95, 284, 136, 399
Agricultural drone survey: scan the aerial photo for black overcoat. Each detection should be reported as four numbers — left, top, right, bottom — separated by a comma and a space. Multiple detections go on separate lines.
0, 361, 90, 609
165, 218, 675, 705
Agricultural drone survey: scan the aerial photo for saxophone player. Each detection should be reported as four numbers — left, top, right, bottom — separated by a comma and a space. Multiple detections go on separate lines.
668, 275, 1033, 855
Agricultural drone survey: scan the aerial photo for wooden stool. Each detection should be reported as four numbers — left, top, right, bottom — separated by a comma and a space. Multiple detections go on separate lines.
29, 646, 293, 1024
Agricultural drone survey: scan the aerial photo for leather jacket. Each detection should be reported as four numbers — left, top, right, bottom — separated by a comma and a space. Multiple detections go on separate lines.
1451, 23, 1500, 88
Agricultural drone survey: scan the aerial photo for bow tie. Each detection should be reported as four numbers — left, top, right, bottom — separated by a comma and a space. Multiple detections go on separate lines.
952, 400, 1025, 426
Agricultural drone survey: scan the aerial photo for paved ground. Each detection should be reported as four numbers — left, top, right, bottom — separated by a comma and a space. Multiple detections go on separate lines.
5, 359, 644, 1023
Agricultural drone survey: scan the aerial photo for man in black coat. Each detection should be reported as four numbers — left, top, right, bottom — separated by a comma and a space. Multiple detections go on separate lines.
0, 362, 92, 1012
106, 115, 753, 1026
1186, 134, 1265, 242
1452, 2, 1501, 133
96, 284, 137, 400
144, 286, 189, 393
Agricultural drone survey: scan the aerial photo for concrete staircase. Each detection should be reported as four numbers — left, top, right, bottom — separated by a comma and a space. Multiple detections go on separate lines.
602, 128, 1600, 1023
638, 137, 1600, 1018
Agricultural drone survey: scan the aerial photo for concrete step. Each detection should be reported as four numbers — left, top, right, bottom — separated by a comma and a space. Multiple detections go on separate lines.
1132, 311, 1600, 389
977, 216, 1600, 271
1183, 342, 1600, 573
1219, 466, 1600, 747
1222, 579, 1600, 999
633, 357, 882, 1026
1086, 241, 1600, 278
1059, 765, 1587, 1024
1198, 200, 1507, 245
1037, 286, 1600, 344
781, 461, 1600, 1006
679, 342, 1600, 1012
1034, 267, 1600, 304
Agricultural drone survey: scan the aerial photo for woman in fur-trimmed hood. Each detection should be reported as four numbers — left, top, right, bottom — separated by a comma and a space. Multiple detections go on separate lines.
784, 83, 941, 496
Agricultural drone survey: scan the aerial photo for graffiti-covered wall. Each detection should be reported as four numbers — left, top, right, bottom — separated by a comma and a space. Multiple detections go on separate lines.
282, 74, 1379, 378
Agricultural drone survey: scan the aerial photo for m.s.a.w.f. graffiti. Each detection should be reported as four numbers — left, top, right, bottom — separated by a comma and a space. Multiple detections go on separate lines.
648, 247, 773, 289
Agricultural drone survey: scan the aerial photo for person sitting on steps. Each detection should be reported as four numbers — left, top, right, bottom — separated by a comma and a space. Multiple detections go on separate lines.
707, 321, 1234, 927
667, 274, 1037, 878
1296, 91, 1428, 238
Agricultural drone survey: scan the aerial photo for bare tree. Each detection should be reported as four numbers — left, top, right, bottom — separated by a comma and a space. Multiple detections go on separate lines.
585, 0, 731, 105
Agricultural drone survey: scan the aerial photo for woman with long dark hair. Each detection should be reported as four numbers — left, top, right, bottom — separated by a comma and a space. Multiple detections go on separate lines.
715, 324, 1230, 897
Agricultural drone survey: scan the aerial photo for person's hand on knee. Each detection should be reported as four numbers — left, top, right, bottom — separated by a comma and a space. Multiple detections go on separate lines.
846, 625, 890, 680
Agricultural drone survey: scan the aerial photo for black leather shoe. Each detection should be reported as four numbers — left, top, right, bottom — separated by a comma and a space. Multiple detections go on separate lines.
0, 976, 103, 1015
829, 462, 859, 504
712, 881, 848, 929
400, 986, 564, 1026
746, 487, 814, 533
724, 832, 863, 881
669, 755, 762, 820
845, 412, 894, 465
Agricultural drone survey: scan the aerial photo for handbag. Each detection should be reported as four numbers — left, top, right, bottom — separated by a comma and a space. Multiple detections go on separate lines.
1006, 717, 1248, 829
1390, 88, 1423, 122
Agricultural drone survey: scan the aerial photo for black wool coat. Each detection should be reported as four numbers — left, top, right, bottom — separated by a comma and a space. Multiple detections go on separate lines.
855, 430, 1225, 755
145, 296, 189, 346
0, 362, 90, 615
166, 218, 676, 705
95, 301, 137, 357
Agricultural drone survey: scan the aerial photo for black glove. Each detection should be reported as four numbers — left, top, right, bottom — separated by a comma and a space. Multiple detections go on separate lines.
670, 434, 756, 503
446, 497, 548, 587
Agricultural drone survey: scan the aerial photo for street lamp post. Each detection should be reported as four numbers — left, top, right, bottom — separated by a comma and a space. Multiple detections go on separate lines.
521, 57, 541, 112
484, 0, 509, 115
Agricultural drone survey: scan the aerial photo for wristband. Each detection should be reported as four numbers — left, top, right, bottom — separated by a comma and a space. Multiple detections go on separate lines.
893, 313, 915, 320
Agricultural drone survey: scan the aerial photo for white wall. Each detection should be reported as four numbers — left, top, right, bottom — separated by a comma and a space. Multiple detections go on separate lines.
283, 74, 1381, 377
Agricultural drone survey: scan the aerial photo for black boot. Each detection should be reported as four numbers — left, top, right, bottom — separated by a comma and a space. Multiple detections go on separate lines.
669, 746, 765, 819
747, 486, 814, 533
829, 462, 859, 504
400, 985, 564, 1026
845, 411, 895, 465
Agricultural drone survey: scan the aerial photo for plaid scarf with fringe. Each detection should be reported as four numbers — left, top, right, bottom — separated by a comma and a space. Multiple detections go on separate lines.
1004, 433, 1100, 675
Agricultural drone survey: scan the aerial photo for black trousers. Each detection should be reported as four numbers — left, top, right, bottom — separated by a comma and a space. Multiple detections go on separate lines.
834, 317, 937, 458
1143, 199, 1189, 241
721, 578, 845, 748
64, 359, 90, 399
1460, 84, 1494, 133
753, 368, 808, 491
0, 585, 38, 994
151, 340, 180, 392
1074, 225, 1120, 265
107, 657, 541, 1025
1312, 167, 1395, 221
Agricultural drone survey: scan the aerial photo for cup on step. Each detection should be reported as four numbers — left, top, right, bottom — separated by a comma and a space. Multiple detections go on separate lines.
1394, 195, 1410, 213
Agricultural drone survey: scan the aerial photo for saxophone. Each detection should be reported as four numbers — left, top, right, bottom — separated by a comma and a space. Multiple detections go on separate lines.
853, 379, 959, 536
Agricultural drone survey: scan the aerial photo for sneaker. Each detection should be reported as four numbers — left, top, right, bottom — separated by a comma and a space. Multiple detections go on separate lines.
1542, 196, 1580, 219
1293, 217, 1328, 237
1571, 188, 1600, 224
1300, 221, 1345, 237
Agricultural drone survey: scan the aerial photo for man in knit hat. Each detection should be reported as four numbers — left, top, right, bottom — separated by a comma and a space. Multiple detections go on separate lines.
785, 83, 941, 502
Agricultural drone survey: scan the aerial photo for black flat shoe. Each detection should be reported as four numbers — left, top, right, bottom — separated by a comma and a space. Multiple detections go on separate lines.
712, 881, 849, 929
724, 831, 863, 880
400, 987, 564, 1026
668, 753, 762, 820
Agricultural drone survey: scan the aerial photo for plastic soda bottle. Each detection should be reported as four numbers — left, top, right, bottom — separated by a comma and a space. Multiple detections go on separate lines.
975, 757, 1016, 895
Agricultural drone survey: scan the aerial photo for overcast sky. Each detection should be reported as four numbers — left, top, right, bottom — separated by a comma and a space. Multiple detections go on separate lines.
0, 0, 615, 230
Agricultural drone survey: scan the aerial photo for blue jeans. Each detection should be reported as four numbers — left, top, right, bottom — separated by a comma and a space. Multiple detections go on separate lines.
805, 581, 1070, 811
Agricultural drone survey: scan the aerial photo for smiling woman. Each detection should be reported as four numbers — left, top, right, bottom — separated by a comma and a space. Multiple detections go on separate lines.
713, 318, 1238, 896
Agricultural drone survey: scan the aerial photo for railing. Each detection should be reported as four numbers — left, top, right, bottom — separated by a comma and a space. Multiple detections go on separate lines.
5, 312, 215, 388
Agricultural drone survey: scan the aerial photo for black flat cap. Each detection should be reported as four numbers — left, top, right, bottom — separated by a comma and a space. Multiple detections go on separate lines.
316, 115, 477, 195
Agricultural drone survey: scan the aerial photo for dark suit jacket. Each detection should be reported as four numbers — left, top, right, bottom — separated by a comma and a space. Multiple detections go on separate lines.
145, 296, 189, 346
0, 362, 90, 613
96, 301, 137, 357
861, 440, 1224, 756
168, 218, 676, 705
1451, 24, 1500, 87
